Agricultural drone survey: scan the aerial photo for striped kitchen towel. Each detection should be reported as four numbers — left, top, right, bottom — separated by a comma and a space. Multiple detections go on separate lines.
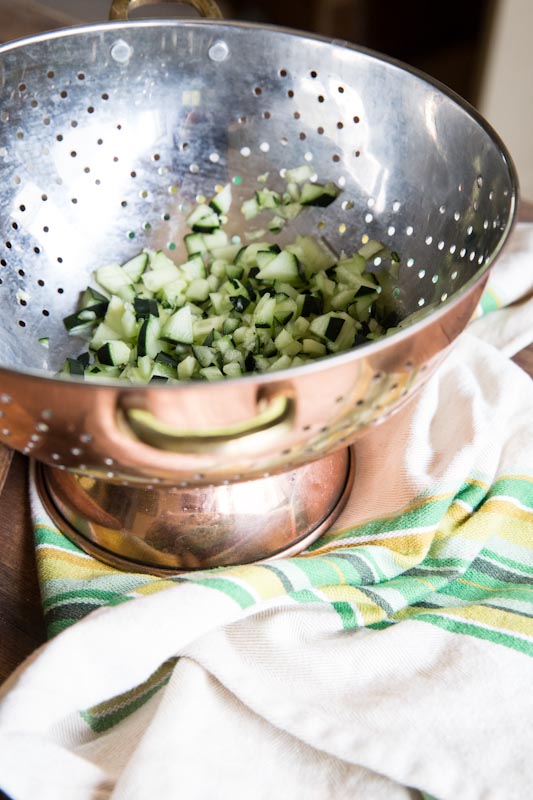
0, 223, 532, 800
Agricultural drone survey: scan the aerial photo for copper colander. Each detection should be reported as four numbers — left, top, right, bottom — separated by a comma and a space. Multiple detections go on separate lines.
0, 0, 518, 571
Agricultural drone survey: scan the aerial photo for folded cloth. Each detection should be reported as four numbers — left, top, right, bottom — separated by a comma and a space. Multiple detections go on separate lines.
0, 225, 533, 800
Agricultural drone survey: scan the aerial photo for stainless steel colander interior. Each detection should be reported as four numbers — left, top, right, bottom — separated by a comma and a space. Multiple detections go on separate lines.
0, 20, 516, 374
0, 18, 517, 487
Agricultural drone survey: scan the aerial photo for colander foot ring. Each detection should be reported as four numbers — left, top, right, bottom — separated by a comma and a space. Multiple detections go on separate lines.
35, 448, 355, 575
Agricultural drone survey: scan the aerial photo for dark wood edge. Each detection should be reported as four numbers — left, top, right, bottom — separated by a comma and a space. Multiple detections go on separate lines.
0, 446, 13, 496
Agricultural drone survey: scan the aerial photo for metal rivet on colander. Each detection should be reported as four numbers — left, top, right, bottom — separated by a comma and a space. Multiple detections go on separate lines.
208, 40, 229, 62
110, 39, 133, 64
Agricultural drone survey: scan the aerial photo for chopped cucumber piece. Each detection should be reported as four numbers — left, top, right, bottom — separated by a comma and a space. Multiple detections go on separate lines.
186, 203, 220, 232
284, 165, 314, 184
256, 250, 301, 284
209, 183, 232, 215
134, 297, 159, 319
241, 197, 260, 220
358, 239, 385, 260
143, 262, 181, 292
299, 182, 339, 207
177, 354, 197, 380
62, 357, 86, 376
95, 263, 133, 300
199, 366, 224, 381
96, 340, 131, 366
256, 188, 281, 209
184, 233, 207, 255
161, 305, 194, 344
122, 252, 148, 283
287, 235, 336, 274
268, 215, 286, 233
137, 315, 161, 359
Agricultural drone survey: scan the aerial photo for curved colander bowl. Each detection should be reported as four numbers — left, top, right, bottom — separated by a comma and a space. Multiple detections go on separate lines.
0, 18, 517, 488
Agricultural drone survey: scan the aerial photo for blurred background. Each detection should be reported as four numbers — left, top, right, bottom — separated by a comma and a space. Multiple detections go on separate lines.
0, 0, 531, 197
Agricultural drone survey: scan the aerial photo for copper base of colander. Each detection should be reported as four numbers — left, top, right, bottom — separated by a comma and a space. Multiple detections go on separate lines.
35, 447, 354, 574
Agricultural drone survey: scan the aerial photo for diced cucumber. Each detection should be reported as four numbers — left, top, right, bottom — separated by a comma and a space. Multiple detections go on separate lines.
134, 297, 159, 319
199, 366, 224, 381
193, 316, 224, 340
202, 230, 228, 250
288, 235, 336, 275
97, 340, 131, 366
180, 255, 205, 280
186, 203, 221, 232
244, 228, 267, 241
274, 296, 297, 325
253, 294, 276, 328
299, 182, 339, 207
256, 188, 281, 209
61, 357, 86, 377
149, 251, 177, 271
158, 279, 187, 307
226, 263, 244, 280
278, 202, 302, 220
82, 286, 108, 305
184, 233, 207, 255
95, 263, 133, 300
335, 264, 378, 291
90, 322, 123, 351
84, 365, 121, 381
122, 253, 148, 283
210, 244, 241, 262
60, 166, 408, 385
292, 316, 310, 337
137, 315, 161, 359
235, 242, 274, 267
330, 288, 357, 311
256, 250, 301, 284
143, 263, 181, 292
241, 197, 260, 220
186, 278, 210, 302
256, 251, 277, 270
288, 183, 301, 202
222, 317, 240, 335
191, 212, 220, 233
222, 362, 242, 378
102, 295, 126, 333
268, 215, 285, 233
206, 277, 222, 300
193, 345, 216, 367
161, 305, 194, 344
209, 183, 232, 215
268, 354, 292, 372
275, 329, 302, 356
177, 354, 197, 380
63, 305, 104, 334
137, 354, 154, 382
302, 338, 327, 357
358, 239, 385, 260
284, 165, 314, 184
299, 293, 323, 317
309, 313, 352, 343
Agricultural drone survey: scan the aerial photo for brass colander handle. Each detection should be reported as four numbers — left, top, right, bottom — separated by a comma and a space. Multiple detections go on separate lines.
119, 394, 295, 454
109, 0, 224, 20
